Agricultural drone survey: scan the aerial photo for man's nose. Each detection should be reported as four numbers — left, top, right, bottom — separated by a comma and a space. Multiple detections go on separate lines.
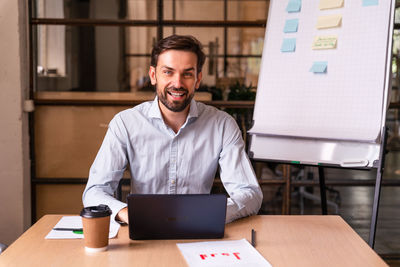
171, 74, 183, 88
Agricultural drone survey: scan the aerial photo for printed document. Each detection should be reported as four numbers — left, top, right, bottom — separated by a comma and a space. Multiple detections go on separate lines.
177, 239, 272, 267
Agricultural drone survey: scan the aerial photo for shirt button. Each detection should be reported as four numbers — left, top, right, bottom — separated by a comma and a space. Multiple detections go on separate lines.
171, 180, 176, 184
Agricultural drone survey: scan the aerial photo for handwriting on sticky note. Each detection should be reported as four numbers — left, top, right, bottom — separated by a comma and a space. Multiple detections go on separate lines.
310, 62, 328, 74
312, 35, 337, 50
363, 0, 378, 6
284, 19, 299, 33
286, 0, 302, 13
319, 0, 344, 10
281, 38, 296, 53
316, 14, 342, 29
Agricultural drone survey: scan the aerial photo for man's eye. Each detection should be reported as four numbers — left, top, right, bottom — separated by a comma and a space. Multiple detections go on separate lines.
183, 72, 193, 77
164, 70, 172, 75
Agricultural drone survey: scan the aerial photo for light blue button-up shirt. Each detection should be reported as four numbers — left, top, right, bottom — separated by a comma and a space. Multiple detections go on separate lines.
82, 97, 263, 223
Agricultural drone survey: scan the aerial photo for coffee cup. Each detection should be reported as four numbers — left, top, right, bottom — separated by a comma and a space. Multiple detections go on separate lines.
80, 204, 112, 252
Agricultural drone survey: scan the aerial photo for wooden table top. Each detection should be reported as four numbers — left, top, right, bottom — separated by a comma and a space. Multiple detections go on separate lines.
0, 215, 387, 267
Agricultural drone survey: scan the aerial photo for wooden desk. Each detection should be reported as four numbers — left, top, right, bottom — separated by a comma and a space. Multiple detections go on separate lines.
0, 215, 387, 267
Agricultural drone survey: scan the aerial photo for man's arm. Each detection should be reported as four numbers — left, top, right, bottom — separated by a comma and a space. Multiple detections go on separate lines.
218, 116, 263, 223
82, 116, 130, 223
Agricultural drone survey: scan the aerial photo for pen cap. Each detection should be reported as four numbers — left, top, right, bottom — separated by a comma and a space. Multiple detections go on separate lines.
80, 204, 112, 219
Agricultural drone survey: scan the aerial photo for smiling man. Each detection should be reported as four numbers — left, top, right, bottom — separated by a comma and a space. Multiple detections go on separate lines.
82, 35, 263, 224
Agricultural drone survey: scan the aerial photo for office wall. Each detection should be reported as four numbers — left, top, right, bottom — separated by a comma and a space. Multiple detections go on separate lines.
0, 0, 31, 245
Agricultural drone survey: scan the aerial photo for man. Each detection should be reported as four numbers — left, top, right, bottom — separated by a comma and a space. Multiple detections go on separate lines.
83, 35, 262, 224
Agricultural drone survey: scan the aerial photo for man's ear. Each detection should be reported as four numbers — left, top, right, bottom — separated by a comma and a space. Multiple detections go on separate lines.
149, 66, 157, 85
195, 71, 203, 90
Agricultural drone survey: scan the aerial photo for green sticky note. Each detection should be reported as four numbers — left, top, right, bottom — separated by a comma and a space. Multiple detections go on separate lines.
284, 19, 299, 33
310, 61, 328, 73
281, 38, 296, 53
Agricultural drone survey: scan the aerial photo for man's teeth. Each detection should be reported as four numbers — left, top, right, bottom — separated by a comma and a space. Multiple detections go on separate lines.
170, 92, 184, 96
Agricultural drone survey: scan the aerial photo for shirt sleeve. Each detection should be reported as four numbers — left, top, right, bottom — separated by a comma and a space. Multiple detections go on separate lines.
82, 115, 129, 223
218, 116, 263, 223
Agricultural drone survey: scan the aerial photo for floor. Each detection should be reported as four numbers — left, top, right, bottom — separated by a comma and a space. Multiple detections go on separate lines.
259, 151, 400, 266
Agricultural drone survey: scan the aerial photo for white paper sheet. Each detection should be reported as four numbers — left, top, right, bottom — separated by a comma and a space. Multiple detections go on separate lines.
45, 216, 120, 239
177, 239, 272, 267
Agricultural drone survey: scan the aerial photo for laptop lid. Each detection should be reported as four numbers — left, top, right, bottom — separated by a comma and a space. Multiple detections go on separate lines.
127, 194, 227, 240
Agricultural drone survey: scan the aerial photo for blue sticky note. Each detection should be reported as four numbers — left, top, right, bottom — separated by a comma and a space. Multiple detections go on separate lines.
284, 19, 299, 33
286, 0, 302, 13
310, 62, 328, 73
281, 38, 296, 52
362, 0, 378, 6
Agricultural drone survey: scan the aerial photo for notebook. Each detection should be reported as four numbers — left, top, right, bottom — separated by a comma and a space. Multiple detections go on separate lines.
127, 194, 227, 240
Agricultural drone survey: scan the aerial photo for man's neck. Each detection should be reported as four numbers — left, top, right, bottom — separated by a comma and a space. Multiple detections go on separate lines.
158, 102, 190, 133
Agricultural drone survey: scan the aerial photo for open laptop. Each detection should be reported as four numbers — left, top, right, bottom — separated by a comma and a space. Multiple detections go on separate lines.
127, 194, 227, 240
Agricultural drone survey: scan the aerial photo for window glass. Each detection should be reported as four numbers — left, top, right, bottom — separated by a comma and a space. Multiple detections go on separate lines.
164, 0, 224, 21
35, 25, 156, 92
34, 0, 157, 20
227, 0, 269, 21
32, 0, 268, 92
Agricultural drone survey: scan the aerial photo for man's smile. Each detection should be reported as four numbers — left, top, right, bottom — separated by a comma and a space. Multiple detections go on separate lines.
166, 88, 188, 101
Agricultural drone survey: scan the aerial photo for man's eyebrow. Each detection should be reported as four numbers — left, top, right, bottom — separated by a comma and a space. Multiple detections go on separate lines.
160, 66, 174, 71
160, 66, 195, 72
183, 67, 195, 72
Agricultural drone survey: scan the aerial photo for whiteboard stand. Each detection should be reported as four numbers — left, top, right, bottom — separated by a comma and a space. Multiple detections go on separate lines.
318, 166, 328, 215
369, 127, 389, 248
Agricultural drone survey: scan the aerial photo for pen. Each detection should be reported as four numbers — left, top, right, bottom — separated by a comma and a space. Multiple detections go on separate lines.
53, 228, 83, 231
53, 228, 83, 234
251, 229, 256, 247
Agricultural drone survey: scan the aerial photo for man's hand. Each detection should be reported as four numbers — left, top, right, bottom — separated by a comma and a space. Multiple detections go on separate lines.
116, 207, 129, 224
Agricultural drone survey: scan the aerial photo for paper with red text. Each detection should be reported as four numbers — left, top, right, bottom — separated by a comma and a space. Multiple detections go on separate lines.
177, 239, 272, 267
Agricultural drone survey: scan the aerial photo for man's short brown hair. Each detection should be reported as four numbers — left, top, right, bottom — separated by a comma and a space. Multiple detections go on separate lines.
150, 35, 206, 74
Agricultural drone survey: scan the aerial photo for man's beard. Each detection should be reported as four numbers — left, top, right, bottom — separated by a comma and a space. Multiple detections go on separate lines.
157, 85, 194, 112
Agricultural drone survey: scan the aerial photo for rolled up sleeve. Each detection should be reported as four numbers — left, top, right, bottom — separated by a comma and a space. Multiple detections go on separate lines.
218, 116, 263, 223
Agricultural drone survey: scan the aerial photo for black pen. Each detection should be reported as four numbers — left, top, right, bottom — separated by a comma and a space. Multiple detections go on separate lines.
251, 229, 256, 247
53, 227, 83, 231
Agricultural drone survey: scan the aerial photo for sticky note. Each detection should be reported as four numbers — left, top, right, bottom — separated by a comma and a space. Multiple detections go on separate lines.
316, 14, 342, 29
362, 0, 378, 6
281, 38, 296, 52
283, 19, 299, 33
310, 62, 328, 73
312, 35, 337, 50
286, 0, 302, 13
319, 0, 344, 10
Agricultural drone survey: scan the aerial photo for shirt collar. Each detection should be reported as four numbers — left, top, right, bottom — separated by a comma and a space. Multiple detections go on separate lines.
148, 96, 199, 120
148, 96, 163, 119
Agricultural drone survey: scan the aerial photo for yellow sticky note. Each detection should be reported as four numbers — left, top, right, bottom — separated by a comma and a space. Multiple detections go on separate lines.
312, 35, 337, 50
316, 14, 342, 29
319, 0, 344, 10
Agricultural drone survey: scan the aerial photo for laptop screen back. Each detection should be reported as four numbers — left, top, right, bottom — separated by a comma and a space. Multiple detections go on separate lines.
127, 194, 227, 240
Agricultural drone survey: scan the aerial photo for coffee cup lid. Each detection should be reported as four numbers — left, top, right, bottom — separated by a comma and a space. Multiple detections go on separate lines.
80, 204, 112, 218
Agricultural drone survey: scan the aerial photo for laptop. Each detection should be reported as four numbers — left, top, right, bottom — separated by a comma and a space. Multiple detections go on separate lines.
127, 194, 227, 240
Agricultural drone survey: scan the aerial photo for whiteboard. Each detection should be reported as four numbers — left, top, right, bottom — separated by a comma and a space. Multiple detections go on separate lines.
249, 0, 395, 167
250, 0, 393, 141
